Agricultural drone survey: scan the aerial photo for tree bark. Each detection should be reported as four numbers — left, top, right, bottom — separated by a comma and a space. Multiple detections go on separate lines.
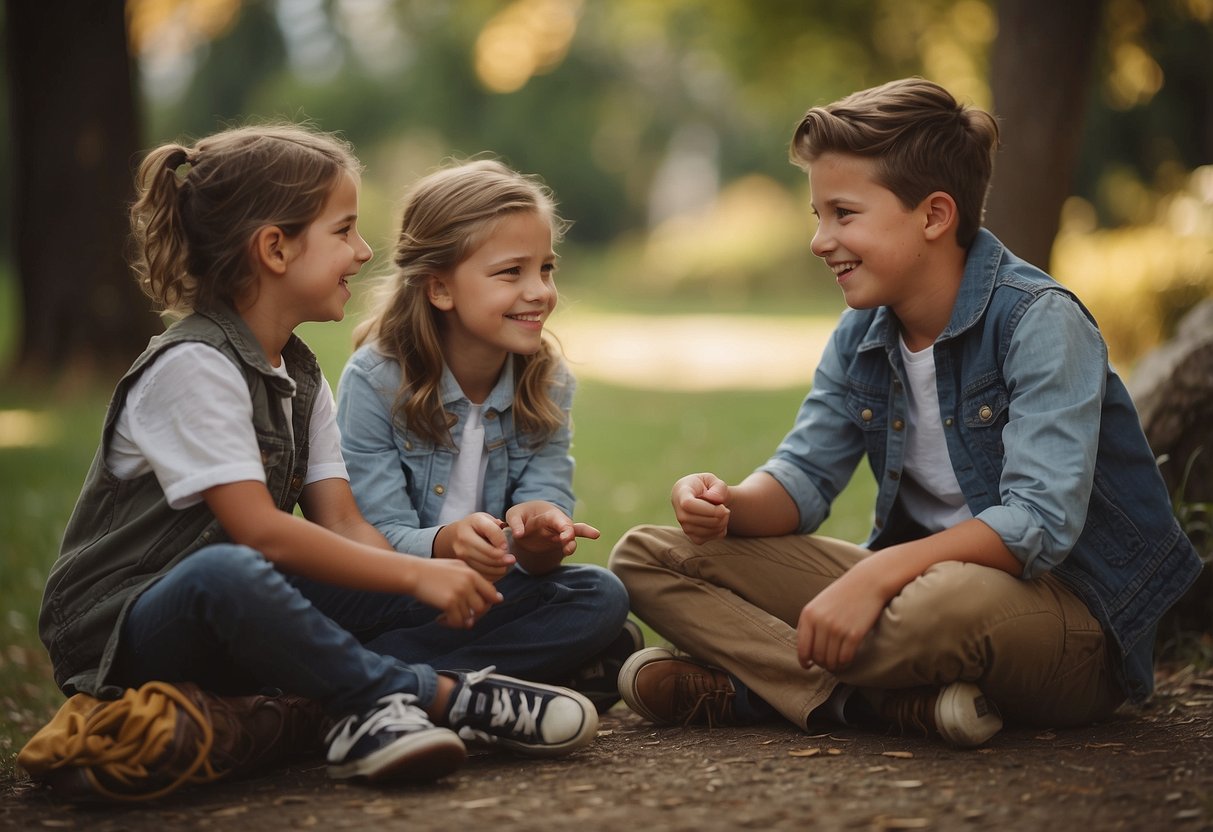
4, 0, 158, 381
986, 0, 1104, 269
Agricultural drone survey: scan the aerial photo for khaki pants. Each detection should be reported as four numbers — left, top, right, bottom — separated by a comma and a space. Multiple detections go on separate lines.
609, 525, 1123, 730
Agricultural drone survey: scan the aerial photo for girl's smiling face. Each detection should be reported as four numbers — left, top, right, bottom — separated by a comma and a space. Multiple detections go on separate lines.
428, 209, 558, 369
285, 170, 373, 324
808, 151, 928, 312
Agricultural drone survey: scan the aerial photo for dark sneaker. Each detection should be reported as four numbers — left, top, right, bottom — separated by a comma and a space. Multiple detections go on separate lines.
618, 647, 740, 727
445, 667, 598, 757
871, 682, 1003, 748
568, 619, 645, 713
325, 693, 467, 782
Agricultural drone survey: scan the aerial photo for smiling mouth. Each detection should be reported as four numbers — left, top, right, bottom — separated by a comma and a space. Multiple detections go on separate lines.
505, 312, 543, 323
829, 261, 859, 279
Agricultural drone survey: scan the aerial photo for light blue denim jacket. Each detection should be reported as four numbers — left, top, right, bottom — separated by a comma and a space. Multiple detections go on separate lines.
758, 228, 1201, 702
336, 344, 577, 557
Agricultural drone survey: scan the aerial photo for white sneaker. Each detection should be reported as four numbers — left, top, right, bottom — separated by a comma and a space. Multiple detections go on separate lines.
873, 682, 1002, 748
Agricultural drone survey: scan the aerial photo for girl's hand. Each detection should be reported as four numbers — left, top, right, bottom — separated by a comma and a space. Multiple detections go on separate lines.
505, 501, 600, 574
434, 512, 516, 582
671, 473, 731, 544
407, 557, 504, 629
795, 566, 885, 672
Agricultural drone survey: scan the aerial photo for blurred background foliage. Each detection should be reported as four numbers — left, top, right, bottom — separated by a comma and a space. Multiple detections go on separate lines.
2, 0, 1212, 372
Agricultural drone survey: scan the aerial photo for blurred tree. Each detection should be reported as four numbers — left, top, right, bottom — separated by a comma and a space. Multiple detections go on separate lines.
986, 0, 1104, 269
4, 0, 157, 379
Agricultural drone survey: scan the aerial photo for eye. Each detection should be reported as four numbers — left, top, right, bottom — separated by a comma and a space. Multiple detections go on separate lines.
541, 262, 556, 277
835, 207, 855, 219
337, 225, 352, 236
493, 266, 522, 278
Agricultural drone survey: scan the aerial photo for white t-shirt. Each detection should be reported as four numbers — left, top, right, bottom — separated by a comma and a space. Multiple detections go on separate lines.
107, 342, 348, 509
897, 336, 973, 532
436, 402, 489, 524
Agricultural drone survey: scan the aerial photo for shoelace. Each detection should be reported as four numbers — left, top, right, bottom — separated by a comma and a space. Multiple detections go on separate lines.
452, 667, 545, 742
673, 671, 736, 727
880, 690, 937, 737
326, 693, 430, 760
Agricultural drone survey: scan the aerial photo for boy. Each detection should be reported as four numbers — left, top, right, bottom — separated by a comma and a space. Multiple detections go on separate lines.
609, 78, 1202, 747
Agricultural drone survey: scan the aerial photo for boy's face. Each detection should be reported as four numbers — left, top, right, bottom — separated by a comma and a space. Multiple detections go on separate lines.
808, 152, 927, 311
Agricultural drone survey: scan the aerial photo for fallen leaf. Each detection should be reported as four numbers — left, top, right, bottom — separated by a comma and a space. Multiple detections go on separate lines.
892, 780, 924, 789
876, 817, 929, 829
211, 806, 249, 818
457, 798, 501, 809
788, 747, 820, 757
882, 751, 914, 759
567, 783, 597, 792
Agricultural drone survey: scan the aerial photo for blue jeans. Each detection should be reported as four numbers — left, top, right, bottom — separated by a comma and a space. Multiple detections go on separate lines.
290, 561, 630, 683
114, 545, 628, 718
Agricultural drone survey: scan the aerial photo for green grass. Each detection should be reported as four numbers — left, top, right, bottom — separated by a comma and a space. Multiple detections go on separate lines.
0, 278, 874, 778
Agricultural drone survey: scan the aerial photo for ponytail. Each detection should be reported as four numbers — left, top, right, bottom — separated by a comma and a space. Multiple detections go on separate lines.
129, 144, 197, 314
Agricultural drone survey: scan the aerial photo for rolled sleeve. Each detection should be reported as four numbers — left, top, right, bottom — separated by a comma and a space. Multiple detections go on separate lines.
336, 354, 440, 557
756, 325, 867, 534
979, 292, 1107, 578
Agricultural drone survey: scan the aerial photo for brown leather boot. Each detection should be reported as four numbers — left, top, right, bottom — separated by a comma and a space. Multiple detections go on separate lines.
617, 647, 739, 726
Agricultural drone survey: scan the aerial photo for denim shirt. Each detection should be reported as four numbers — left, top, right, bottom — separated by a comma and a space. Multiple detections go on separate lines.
337, 344, 577, 557
758, 229, 1201, 702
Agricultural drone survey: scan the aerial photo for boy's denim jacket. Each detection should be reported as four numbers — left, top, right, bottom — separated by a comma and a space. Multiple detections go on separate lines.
337, 344, 577, 557
759, 228, 1201, 703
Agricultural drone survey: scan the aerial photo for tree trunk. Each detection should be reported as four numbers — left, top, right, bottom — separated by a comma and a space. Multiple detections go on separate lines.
986, 0, 1104, 270
1129, 299, 1213, 643
4, 0, 158, 381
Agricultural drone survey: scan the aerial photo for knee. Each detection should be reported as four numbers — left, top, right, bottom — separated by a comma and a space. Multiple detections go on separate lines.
172, 544, 279, 602
884, 562, 1009, 646
608, 524, 681, 582
561, 564, 631, 624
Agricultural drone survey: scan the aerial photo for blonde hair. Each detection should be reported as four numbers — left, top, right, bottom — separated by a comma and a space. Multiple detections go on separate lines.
354, 159, 570, 447
129, 123, 361, 316
790, 78, 1000, 248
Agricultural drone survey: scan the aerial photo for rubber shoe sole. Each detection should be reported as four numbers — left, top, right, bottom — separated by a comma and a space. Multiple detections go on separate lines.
617, 646, 676, 724
327, 728, 467, 782
934, 682, 1003, 748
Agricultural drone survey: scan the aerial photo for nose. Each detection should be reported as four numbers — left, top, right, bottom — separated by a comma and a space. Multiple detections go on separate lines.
810, 221, 832, 258
522, 269, 555, 303
354, 231, 373, 264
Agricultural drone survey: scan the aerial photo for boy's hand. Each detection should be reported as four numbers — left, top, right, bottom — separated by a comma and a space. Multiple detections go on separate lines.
435, 512, 516, 581
409, 557, 503, 629
505, 501, 601, 574
671, 473, 731, 544
796, 566, 885, 672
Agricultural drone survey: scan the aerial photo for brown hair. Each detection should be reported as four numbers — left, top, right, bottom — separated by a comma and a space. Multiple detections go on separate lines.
790, 78, 1000, 248
129, 123, 361, 315
353, 159, 570, 447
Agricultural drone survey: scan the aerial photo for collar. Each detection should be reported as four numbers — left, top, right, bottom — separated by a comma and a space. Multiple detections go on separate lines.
195, 303, 301, 398
855, 228, 1007, 354
438, 358, 515, 412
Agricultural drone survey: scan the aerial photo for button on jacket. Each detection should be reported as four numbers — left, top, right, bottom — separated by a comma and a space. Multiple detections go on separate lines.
758, 228, 1201, 703
337, 345, 577, 558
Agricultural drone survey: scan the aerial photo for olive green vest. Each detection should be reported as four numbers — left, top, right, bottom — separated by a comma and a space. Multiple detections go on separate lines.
38, 306, 321, 697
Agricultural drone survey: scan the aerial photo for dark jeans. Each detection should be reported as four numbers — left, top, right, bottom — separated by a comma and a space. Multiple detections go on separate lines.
114, 544, 629, 719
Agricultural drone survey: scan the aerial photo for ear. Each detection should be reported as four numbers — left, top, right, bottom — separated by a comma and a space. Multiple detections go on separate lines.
426, 274, 454, 311
921, 191, 958, 242
252, 225, 292, 275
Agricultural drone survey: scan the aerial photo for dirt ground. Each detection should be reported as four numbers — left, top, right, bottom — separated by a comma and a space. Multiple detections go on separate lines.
3, 665, 1211, 832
